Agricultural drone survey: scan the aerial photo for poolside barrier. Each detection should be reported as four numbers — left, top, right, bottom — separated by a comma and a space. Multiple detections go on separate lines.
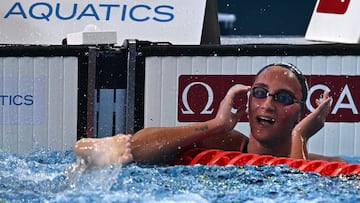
176, 148, 360, 177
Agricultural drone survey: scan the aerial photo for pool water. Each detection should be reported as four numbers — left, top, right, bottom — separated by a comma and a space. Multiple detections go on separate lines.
0, 149, 359, 203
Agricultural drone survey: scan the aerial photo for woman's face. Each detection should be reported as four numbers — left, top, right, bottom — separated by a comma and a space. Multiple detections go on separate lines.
248, 65, 303, 144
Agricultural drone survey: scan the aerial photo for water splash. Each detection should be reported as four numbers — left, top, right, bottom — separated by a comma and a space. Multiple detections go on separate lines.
65, 158, 123, 191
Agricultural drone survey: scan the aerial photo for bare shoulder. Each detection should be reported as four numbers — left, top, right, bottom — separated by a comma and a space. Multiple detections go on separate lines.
197, 130, 249, 152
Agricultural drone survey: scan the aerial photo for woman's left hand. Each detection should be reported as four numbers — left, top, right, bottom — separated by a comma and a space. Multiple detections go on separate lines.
293, 91, 332, 141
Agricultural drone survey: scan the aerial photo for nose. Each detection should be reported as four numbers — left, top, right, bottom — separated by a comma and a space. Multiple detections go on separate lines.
260, 94, 276, 111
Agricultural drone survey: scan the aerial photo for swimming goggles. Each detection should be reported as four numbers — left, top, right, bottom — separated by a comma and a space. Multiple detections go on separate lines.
251, 86, 303, 105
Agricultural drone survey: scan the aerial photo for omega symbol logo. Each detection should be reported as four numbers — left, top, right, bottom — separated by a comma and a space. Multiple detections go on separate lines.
181, 82, 214, 115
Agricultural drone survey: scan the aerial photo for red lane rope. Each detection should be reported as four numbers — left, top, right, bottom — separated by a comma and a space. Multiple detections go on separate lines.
176, 148, 360, 177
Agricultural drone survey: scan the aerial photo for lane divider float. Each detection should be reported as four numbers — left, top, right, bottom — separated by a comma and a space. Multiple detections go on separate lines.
176, 148, 360, 176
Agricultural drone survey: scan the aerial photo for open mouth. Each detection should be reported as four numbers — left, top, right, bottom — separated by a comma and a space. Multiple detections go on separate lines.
256, 116, 275, 124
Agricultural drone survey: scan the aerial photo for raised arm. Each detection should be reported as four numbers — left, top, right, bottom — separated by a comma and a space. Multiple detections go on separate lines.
290, 91, 332, 160
131, 85, 251, 164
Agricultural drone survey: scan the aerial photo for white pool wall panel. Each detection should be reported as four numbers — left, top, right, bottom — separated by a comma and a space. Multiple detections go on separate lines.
0, 57, 78, 154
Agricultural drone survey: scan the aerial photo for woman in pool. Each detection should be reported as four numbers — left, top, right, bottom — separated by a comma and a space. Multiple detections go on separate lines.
74, 63, 345, 166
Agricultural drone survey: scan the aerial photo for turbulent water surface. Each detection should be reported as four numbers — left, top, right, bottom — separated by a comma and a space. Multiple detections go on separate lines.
0, 149, 359, 203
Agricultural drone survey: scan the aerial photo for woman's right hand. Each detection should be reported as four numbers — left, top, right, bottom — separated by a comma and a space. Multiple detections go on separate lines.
214, 85, 251, 133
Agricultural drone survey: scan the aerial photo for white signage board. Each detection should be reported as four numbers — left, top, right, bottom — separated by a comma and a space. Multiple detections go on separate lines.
305, 0, 360, 43
0, 0, 206, 45
0, 57, 78, 154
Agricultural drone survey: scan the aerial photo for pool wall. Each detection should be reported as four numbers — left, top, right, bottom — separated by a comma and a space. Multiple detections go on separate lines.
0, 46, 91, 153
1, 41, 360, 158
136, 41, 360, 157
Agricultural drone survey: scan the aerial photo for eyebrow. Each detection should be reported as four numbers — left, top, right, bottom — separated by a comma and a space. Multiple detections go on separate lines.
252, 82, 267, 88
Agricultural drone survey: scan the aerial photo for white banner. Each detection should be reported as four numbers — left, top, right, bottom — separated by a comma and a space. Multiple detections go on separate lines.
0, 0, 206, 45
0, 56, 78, 154
305, 0, 360, 43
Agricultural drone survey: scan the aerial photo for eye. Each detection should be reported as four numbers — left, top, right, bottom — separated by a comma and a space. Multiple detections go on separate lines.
252, 87, 267, 98
276, 91, 295, 105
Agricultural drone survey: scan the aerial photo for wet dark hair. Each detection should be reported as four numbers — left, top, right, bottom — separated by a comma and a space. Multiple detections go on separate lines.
255, 62, 308, 112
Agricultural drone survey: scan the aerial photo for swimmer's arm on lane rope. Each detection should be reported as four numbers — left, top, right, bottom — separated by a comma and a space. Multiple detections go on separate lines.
131, 85, 251, 164
289, 128, 347, 163
308, 153, 347, 163
291, 131, 347, 163
130, 119, 226, 164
